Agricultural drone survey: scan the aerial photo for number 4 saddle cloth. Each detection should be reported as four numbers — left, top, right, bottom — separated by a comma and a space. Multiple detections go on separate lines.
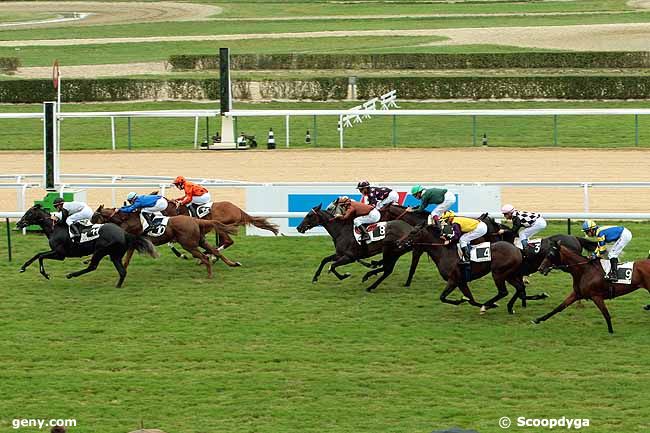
600, 260, 634, 284
456, 242, 492, 263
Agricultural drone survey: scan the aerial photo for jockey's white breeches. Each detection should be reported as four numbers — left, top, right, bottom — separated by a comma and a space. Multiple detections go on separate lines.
608, 228, 632, 259
191, 192, 211, 205
519, 217, 547, 242
431, 191, 456, 217
142, 198, 168, 215
376, 190, 400, 209
65, 206, 93, 225
459, 221, 488, 248
354, 209, 381, 227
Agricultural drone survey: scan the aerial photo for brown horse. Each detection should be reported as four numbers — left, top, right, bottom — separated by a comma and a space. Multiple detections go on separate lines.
162, 199, 279, 251
536, 242, 650, 333
93, 206, 240, 278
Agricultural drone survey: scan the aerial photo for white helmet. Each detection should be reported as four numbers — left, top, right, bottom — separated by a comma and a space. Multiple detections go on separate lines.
126, 191, 138, 202
501, 204, 515, 214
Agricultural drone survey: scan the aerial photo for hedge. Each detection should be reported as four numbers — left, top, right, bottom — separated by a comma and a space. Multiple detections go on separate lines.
169, 52, 650, 71
0, 78, 219, 103
356, 76, 650, 100
0, 57, 20, 73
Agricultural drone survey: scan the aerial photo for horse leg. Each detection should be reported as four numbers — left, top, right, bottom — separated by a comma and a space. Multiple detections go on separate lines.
440, 281, 466, 306
66, 250, 108, 280
329, 256, 355, 280
123, 248, 135, 269
456, 281, 481, 307
404, 248, 424, 287
110, 253, 127, 288
216, 233, 234, 251
362, 266, 384, 283
199, 237, 242, 267
480, 277, 509, 314
313, 254, 337, 283
592, 295, 614, 334
506, 277, 527, 314
168, 242, 188, 260
365, 255, 398, 292
532, 291, 578, 326
20, 250, 62, 280
185, 247, 213, 278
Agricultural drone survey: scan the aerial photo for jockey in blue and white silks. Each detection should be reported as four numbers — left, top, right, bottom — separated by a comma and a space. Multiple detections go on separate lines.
119, 192, 168, 225
582, 220, 632, 280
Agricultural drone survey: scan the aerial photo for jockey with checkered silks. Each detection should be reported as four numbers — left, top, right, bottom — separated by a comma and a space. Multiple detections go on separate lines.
499, 204, 547, 253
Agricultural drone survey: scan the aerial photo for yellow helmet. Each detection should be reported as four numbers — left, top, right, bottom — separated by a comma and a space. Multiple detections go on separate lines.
442, 210, 455, 220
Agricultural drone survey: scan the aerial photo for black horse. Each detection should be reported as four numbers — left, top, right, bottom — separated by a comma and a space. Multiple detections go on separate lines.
398, 224, 542, 314
16, 204, 158, 288
296, 204, 413, 283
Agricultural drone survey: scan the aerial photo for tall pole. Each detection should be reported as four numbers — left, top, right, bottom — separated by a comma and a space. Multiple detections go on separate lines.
219, 47, 235, 147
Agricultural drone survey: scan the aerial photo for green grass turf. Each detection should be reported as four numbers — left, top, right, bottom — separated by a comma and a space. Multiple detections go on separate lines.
0, 13, 60, 24
1, 220, 649, 433
2, 100, 650, 151
3, 11, 650, 42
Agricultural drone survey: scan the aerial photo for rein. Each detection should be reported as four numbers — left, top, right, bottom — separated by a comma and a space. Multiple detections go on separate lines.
394, 208, 409, 221
544, 258, 595, 271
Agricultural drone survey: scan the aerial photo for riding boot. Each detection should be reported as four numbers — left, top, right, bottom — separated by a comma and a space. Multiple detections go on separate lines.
459, 245, 471, 265
606, 257, 618, 281
187, 204, 196, 217
69, 223, 81, 242
143, 212, 155, 231
358, 225, 370, 243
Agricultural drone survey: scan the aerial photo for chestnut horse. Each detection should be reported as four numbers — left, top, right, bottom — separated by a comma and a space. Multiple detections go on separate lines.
163, 199, 279, 251
93, 206, 240, 278
536, 242, 650, 333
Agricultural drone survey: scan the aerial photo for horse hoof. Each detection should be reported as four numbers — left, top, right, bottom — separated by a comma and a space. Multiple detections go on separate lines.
43, 274, 50, 280
509, 309, 515, 315
644, 304, 650, 311
340, 273, 351, 280
365, 287, 374, 293
312, 279, 318, 284
531, 319, 539, 325
18, 268, 25, 273
541, 292, 550, 299
235, 262, 242, 267
479, 306, 487, 315
65, 274, 73, 279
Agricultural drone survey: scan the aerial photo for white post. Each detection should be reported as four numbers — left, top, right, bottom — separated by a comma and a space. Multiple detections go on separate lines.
285, 115, 290, 148
583, 183, 590, 212
111, 176, 118, 207
19, 184, 27, 211
53, 101, 59, 185
161, 184, 167, 197
110, 116, 116, 150
194, 116, 199, 149
339, 115, 344, 149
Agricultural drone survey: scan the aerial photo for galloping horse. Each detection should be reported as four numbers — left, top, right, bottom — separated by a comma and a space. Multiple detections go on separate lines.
163, 199, 279, 251
16, 204, 158, 288
536, 242, 650, 333
398, 224, 546, 314
93, 206, 240, 278
296, 203, 413, 283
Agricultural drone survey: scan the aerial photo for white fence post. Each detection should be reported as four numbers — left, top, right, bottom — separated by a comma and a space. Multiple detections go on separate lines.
285, 115, 290, 148
583, 183, 590, 212
194, 116, 199, 149
339, 115, 344, 149
110, 116, 116, 150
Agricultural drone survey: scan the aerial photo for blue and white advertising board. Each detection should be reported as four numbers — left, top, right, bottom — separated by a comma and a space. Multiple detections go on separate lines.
246, 184, 501, 236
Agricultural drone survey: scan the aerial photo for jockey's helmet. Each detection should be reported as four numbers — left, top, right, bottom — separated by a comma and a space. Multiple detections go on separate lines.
411, 185, 424, 195
173, 175, 186, 186
356, 180, 370, 190
127, 192, 138, 203
442, 210, 455, 220
501, 204, 515, 214
53, 197, 65, 208
582, 220, 598, 232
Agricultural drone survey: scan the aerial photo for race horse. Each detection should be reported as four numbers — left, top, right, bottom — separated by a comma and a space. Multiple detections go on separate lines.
16, 204, 158, 288
396, 224, 545, 314
536, 241, 650, 333
162, 198, 279, 251
93, 205, 240, 279
296, 203, 413, 283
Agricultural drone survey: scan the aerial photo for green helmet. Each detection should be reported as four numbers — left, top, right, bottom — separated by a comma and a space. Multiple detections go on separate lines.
411, 185, 424, 195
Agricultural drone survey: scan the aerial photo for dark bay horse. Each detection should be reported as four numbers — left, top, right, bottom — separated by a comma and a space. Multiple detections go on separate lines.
163, 199, 279, 251
16, 204, 158, 288
296, 204, 413, 283
93, 206, 240, 279
536, 242, 650, 333
398, 225, 544, 314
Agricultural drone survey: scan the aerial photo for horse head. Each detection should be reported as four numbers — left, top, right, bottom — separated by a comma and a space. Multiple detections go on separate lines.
16, 204, 51, 229
538, 240, 562, 275
296, 204, 326, 234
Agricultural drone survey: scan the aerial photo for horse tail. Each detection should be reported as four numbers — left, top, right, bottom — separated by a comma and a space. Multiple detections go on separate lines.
238, 209, 280, 235
195, 218, 239, 237
576, 236, 598, 253
125, 233, 159, 258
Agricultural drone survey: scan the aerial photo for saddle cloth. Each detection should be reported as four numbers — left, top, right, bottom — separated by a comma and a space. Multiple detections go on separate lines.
514, 238, 542, 252
456, 242, 491, 263
600, 260, 634, 284
353, 222, 387, 244
142, 215, 170, 237
195, 202, 213, 219
79, 224, 103, 243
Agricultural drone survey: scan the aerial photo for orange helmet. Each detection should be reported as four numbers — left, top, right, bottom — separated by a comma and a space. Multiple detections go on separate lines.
173, 175, 186, 186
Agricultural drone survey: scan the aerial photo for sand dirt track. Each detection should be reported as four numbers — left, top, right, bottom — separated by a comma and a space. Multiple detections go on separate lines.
2, 148, 650, 214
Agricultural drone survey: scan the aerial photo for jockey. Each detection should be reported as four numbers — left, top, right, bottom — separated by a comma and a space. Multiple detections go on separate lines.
442, 211, 487, 265
334, 196, 380, 243
407, 185, 456, 226
499, 204, 547, 252
356, 180, 399, 210
172, 175, 211, 217
116, 192, 168, 227
582, 220, 632, 280
52, 197, 93, 241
